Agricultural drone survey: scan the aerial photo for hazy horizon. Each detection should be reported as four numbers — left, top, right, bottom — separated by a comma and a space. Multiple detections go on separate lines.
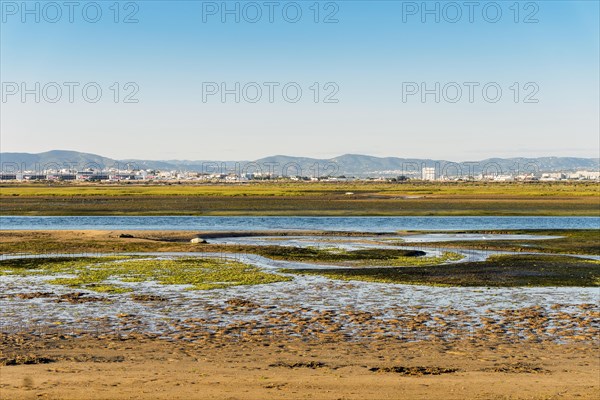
3, 148, 600, 162
2, 148, 598, 165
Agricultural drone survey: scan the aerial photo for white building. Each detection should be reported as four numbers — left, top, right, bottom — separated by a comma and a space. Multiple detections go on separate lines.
422, 167, 436, 181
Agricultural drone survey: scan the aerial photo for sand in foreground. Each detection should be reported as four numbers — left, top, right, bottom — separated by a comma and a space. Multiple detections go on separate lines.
1, 334, 599, 400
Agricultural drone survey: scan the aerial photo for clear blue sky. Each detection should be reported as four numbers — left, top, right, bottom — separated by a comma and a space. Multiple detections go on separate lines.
1, 0, 598, 160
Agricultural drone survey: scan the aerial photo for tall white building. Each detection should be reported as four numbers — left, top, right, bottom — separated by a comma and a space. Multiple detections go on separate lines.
422, 167, 436, 181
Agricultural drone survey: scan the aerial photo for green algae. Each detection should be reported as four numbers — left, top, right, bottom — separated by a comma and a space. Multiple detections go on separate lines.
0, 256, 290, 292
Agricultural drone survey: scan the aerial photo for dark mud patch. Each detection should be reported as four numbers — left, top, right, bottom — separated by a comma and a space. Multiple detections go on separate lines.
9, 292, 107, 303
256, 246, 426, 263
483, 362, 548, 374
57, 292, 107, 303
131, 294, 167, 302
226, 298, 261, 309
269, 361, 328, 369
65, 355, 125, 363
369, 366, 459, 375
14, 292, 55, 300
1, 355, 55, 366
287, 254, 600, 287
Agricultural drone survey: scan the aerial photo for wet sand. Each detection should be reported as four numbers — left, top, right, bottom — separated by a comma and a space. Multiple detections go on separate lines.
2, 287, 599, 399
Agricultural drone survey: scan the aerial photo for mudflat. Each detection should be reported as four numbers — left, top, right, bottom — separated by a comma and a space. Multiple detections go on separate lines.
1, 228, 599, 399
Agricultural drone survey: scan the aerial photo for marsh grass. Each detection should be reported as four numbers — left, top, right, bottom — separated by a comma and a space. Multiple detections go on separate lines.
283, 254, 600, 287
1, 230, 597, 259
1, 182, 598, 216
352, 251, 464, 267
285, 247, 464, 266
413, 230, 600, 255
0, 256, 290, 292
251, 246, 429, 263
2, 181, 598, 197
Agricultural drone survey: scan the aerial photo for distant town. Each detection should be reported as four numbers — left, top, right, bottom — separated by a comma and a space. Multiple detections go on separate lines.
2, 151, 598, 183
1, 166, 598, 183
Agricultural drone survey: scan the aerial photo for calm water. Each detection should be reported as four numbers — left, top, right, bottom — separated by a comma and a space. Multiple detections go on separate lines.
0, 216, 598, 232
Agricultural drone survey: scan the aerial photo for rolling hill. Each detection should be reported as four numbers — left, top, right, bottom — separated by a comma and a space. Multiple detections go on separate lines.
1, 150, 598, 177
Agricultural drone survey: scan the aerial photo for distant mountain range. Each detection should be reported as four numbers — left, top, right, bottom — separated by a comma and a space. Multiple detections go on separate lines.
1, 150, 598, 177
